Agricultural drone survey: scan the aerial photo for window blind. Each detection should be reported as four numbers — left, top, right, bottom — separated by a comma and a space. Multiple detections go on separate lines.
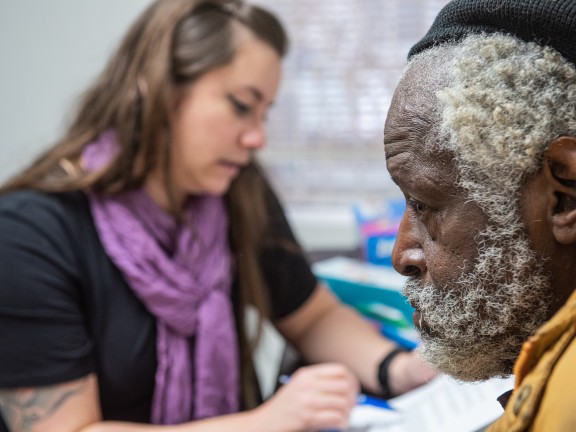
255, 0, 449, 205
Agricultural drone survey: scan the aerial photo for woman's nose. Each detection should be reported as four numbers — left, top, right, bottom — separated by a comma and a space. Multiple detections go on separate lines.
392, 213, 427, 277
240, 121, 266, 150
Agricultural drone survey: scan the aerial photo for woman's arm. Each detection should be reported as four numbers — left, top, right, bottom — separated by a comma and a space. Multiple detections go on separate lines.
0, 375, 101, 432
275, 283, 437, 396
1, 368, 357, 432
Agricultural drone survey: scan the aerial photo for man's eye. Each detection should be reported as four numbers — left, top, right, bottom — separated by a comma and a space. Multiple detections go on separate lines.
407, 198, 428, 215
227, 95, 252, 116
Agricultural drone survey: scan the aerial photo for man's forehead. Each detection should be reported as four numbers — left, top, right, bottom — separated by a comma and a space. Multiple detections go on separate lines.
385, 84, 440, 155
388, 145, 459, 189
386, 61, 446, 128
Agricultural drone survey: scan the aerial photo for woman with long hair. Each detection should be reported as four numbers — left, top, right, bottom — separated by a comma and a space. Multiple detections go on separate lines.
0, 1, 435, 431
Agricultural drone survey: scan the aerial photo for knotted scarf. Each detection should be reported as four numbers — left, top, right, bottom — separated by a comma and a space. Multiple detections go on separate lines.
83, 131, 239, 424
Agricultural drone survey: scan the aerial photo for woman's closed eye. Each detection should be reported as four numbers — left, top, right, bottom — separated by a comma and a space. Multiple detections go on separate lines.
227, 94, 253, 117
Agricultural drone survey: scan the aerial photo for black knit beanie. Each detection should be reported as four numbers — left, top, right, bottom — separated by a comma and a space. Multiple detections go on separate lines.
408, 0, 576, 65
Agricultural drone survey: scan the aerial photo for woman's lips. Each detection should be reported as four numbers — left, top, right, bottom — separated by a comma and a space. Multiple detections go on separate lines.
219, 160, 244, 176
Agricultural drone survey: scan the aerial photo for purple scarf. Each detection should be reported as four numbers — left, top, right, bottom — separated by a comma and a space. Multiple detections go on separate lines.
83, 131, 239, 424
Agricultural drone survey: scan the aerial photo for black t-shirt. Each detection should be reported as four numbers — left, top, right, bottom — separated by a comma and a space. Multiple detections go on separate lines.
0, 189, 316, 428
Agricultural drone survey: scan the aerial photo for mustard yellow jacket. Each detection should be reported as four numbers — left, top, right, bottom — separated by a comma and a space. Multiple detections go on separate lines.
488, 289, 576, 431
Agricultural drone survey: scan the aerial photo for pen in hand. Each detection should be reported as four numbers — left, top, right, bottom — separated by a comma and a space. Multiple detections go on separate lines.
278, 374, 396, 411
356, 394, 395, 411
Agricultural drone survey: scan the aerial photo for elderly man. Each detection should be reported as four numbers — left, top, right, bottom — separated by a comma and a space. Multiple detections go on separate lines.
384, 0, 576, 430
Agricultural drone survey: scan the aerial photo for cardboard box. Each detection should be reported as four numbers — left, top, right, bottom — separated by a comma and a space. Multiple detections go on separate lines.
353, 199, 405, 267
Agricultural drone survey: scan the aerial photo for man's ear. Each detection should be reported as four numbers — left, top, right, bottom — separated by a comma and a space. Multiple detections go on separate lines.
544, 136, 576, 245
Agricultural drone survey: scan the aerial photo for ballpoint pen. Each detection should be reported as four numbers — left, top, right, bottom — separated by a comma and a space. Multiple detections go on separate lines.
355, 394, 395, 411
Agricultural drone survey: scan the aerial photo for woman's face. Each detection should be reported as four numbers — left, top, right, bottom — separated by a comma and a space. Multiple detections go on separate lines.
147, 31, 281, 207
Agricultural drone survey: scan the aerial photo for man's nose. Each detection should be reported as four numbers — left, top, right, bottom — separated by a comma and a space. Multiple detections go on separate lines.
392, 213, 427, 277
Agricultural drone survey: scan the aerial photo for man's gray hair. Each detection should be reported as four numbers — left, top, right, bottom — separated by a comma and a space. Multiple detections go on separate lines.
409, 33, 576, 225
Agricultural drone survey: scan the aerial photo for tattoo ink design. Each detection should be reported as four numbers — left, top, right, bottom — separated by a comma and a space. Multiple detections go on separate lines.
0, 377, 88, 431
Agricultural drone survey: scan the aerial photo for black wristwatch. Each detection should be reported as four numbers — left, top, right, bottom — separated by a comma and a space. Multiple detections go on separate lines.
377, 347, 409, 399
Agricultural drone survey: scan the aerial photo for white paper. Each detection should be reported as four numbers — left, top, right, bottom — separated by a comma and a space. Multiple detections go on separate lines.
346, 374, 514, 432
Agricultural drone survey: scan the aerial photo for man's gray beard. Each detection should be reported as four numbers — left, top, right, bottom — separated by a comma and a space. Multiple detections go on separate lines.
403, 223, 551, 382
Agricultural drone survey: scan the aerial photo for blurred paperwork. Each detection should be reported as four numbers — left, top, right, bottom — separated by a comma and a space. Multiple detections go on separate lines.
345, 374, 515, 432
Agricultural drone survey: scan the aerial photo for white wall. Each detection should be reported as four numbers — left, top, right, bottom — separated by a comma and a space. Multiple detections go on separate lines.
0, 1, 153, 182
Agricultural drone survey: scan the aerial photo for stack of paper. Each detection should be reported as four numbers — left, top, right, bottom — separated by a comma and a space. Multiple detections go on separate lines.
347, 375, 514, 432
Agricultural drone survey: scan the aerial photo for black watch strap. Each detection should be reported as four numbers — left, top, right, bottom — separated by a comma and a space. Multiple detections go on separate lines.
377, 347, 409, 399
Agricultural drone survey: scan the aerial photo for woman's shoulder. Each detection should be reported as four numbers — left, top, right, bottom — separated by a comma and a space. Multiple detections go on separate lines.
0, 189, 89, 218
0, 189, 92, 244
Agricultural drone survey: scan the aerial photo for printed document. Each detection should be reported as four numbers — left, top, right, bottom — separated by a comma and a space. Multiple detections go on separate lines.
347, 374, 514, 432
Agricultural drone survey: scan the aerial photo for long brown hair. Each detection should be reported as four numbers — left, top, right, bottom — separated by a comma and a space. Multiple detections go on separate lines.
2, 0, 288, 408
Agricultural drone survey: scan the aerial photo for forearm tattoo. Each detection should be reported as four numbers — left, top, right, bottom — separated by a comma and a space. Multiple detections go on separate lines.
0, 377, 88, 431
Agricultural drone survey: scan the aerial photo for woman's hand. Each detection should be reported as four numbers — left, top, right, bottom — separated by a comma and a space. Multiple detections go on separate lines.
387, 349, 438, 396
255, 363, 359, 432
